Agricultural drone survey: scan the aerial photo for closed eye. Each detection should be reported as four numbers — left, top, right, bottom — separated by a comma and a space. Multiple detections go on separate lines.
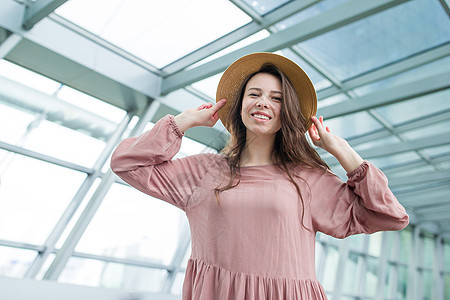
272, 97, 282, 101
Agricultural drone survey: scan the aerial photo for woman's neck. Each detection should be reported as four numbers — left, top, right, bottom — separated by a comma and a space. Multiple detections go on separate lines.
240, 132, 276, 167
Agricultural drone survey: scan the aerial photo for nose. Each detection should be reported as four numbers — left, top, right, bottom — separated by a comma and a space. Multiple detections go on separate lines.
256, 98, 268, 108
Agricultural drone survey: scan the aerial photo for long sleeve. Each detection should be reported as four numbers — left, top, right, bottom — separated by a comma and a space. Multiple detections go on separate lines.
110, 114, 215, 211
310, 160, 409, 238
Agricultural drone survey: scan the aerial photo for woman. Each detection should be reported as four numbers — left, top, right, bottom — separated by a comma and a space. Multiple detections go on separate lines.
111, 53, 409, 299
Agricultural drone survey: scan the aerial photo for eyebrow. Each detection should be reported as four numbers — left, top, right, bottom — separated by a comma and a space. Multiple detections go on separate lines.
247, 87, 283, 94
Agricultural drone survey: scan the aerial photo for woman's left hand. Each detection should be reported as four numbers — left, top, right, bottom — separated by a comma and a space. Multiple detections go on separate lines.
308, 116, 347, 156
308, 116, 364, 172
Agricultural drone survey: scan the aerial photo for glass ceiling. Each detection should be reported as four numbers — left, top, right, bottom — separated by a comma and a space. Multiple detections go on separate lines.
0, 0, 450, 298
55, 0, 251, 68
297, 0, 450, 80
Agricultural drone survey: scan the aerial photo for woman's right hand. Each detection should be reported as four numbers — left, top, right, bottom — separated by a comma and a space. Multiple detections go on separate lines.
174, 99, 227, 133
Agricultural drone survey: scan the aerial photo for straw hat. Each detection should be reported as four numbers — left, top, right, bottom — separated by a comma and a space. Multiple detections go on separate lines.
216, 52, 317, 132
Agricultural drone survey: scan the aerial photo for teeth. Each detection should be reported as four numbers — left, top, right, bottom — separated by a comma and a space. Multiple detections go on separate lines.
253, 114, 270, 120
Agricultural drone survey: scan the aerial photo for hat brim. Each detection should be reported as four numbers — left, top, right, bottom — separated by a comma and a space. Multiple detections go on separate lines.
216, 52, 317, 132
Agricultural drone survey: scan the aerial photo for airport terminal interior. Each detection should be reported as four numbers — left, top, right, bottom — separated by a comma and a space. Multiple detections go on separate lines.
0, 0, 449, 299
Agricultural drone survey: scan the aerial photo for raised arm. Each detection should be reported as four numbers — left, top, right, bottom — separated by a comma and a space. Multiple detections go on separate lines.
110, 99, 227, 210
307, 116, 409, 238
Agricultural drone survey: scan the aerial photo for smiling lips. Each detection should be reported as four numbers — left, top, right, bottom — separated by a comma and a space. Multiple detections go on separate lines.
251, 112, 272, 122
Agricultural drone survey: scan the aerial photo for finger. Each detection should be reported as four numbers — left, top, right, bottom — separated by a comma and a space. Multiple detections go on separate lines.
212, 99, 227, 113
311, 116, 326, 135
197, 104, 207, 110
308, 123, 320, 140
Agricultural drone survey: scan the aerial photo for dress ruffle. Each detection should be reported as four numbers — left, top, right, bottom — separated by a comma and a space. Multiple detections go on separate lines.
183, 259, 328, 300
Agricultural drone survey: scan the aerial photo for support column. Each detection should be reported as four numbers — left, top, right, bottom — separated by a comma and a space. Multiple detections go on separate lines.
332, 238, 349, 299
375, 231, 390, 299
407, 225, 421, 300
432, 235, 444, 300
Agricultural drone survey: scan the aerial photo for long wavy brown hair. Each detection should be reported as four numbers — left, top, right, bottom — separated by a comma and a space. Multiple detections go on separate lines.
214, 63, 330, 230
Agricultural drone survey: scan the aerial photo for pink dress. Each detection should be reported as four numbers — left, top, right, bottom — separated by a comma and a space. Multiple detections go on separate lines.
111, 115, 409, 299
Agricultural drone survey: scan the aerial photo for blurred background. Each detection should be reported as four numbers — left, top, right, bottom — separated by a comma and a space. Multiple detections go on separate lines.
0, 0, 449, 299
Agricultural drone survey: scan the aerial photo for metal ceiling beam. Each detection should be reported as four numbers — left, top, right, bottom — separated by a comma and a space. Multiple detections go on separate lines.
22, 0, 68, 30
389, 171, 450, 187
397, 186, 450, 208
346, 109, 450, 147
0, 140, 93, 174
324, 133, 450, 165
382, 153, 450, 174
416, 207, 450, 223
439, 0, 450, 18
317, 42, 450, 100
0, 75, 117, 140
162, 0, 320, 74
319, 71, 450, 119
415, 202, 450, 216
162, 0, 408, 94
0, 33, 22, 59
229, 0, 264, 23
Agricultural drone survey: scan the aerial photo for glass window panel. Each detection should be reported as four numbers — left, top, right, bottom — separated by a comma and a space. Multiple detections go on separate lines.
397, 265, 408, 299
171, 271, 186, 295
436, 161, 450, 171
188, 30, 270, 69
75, 183, 186, 265
315, 240, 323, 268
347, 234, 364, 252
176, 135, 218, 159
385, 263, 395, 298
278, 49, 332, 91
22, 118, 106, 168
342, 252, 360, 294
399, 229, 412, 264
322, 246, 338, 290
0, 60, 61, 95
55, 178, 102, 249
388, 231, 399, 261
422, 144, 450, 158
318, 94, 349, 109
274, 0, 349, 31
56, 86, 126, 123
56, 0, 251, 68
324, 112, 383, 139
368, 232, 383, 257
191, 73, 223, 99
0, 102, 35, 145
422, 270, 432, 300
422, 236, 434, 269
0, 246, 37, 278
364, 257, 378, 296
297, 0, 450, 80
445, 242, 450, 270
400, 120, 450, 141
353, 135, 401, 152
368, 152, 422, 170
353, 56, 450, 97
243, 0, 291, 15
0, 151, 86, 244
375, 90, 450, 126
181, 244, 192, 269
445, 273, 450, 300
386, 165, 436, 179
59, 257, 166, 292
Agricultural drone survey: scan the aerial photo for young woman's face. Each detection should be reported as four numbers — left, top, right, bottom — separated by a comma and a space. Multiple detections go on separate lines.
240, 72, 282, 138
